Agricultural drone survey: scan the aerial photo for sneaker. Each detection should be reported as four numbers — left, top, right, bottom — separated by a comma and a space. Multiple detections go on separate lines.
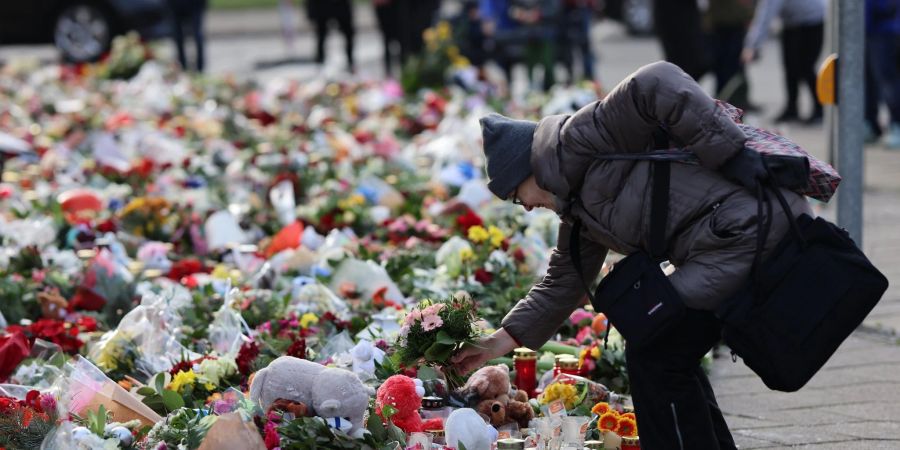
803, 109, 824, 125
774, 109, 800, 123
885, 123, 900, 149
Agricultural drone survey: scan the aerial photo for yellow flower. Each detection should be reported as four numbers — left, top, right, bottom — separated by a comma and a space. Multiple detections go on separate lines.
211, 265, 231, 280
300, 312, 319, 328
436, 21, 451, 41
459, 247, 474, 262
591, 346, 601, 359
487, 226, 505, 248
169, 370, 197, 392
467, 225, 489, 244
540, 382, 578, 409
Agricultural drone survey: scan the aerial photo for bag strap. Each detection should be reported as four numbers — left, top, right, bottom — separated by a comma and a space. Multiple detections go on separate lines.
570, 161, 670, 347
749, 162, 809, 303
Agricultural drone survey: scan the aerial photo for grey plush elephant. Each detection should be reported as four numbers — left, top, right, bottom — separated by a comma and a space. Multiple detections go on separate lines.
249, 356, 373, 437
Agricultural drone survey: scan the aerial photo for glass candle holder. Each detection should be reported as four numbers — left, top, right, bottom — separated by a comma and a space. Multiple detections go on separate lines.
513, 347, 537, 397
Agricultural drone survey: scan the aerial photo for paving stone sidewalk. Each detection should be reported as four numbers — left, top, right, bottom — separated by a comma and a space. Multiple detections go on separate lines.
710, 330, 900, 449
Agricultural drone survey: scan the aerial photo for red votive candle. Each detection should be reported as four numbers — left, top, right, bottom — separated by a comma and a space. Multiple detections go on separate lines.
513, 347, 537, 398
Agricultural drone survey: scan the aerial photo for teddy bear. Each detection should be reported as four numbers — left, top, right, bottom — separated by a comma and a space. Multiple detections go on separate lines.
460, 364, 534, 428
375, 375, 445, 434
249, 356, 372, 438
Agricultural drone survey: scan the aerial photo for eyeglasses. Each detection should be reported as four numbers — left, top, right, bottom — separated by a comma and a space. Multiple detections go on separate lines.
510, 187, 524, 206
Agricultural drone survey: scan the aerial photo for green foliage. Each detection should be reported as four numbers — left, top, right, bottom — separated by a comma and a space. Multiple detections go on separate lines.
145, 407, 215, 450
0, 408, 56, 450
85, 405, 110, 436
394, 297, 480, 368
278, 416, 401, 450
140, 373, 186, 415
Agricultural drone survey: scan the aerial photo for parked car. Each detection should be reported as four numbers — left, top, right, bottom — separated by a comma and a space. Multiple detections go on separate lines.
599, 0, 654, 35
0, 0, 170, 63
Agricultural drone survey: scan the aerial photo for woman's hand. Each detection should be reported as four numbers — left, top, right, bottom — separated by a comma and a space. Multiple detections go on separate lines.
452, 328, 519, 375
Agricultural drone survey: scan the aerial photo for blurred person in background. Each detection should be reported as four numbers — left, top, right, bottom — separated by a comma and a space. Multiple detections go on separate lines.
397, 0, 442, 64
742, 0, 826, 124
374, 0, 402, 77
558, 0, 596, 84
511, 0, 560, 91
865, 0, 900, 148
168, 0, 208, 72
653, 0, 710, 80
704, 0, 757, 112
307, 0, 355, 73
454, 1, 490, 78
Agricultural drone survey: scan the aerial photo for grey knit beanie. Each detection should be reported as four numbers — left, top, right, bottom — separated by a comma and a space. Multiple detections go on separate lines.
479, 113, 537, 200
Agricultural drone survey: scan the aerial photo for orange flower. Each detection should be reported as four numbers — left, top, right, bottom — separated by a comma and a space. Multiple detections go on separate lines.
622, 412, 636, 422
118, 379, 134, 391
599, 411, 620, 431
592, 402, 611, 417
617, 416, 638, 437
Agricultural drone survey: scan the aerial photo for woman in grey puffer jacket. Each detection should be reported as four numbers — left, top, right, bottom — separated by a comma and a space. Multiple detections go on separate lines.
453, 61, 812, 450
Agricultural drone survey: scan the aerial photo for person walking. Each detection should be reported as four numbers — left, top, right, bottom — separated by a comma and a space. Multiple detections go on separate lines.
374, 0, 401, 77
559, 0, 596, 84
307, 0, 355, 73
653, 0, 710, 80
453, 61, 812, 449
167, 0, 207, 72
704, 0, 757, 111
742, 0, 826, 124
865, 0, 900, 147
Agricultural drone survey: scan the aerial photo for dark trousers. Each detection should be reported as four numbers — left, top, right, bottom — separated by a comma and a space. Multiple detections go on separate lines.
560, 9, 595, 82
375, 2, 401, 76
311, 0, 355, 69
708, 25, 751, 110
866, 33, 900, 131
626, 309, 737, 450
169, 0, 206, 72
653, 0, 709, 80
780, 23, 824, 117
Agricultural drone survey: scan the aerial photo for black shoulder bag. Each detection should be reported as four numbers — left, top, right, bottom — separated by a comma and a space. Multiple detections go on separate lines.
716, 171, 889, 392
570, 157, 686, 349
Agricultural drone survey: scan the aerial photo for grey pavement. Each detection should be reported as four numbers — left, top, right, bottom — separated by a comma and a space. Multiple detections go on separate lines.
2, 6, 900, 447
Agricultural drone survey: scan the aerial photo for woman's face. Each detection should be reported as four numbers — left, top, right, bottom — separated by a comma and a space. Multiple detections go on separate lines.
509, 175, 557, 212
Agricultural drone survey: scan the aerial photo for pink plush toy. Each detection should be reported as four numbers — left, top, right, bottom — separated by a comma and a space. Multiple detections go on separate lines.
375, 375, 433, 433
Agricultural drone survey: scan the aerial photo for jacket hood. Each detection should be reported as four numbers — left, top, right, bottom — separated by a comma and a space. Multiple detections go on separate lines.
531, 114, 587, 201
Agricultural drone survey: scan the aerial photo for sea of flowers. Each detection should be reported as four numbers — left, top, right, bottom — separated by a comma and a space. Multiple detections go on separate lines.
0, 39, 654, 449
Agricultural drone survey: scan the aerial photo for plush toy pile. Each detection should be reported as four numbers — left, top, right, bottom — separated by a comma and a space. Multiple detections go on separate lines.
0, 40, 667, 449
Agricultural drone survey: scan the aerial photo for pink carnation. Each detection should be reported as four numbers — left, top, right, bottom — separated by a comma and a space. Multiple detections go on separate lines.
421, 314, 443, 331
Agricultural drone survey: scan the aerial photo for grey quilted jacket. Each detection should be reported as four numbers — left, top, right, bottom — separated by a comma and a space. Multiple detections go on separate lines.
501, 62, 812, 350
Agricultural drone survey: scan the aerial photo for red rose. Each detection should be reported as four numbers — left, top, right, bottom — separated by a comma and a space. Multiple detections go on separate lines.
0, 331, 31, 381
455, 209, 483, 233
474, 268, 493, 285
286, 339, 307, 359
167, 258, 208, 280
236, 341, 260, 376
